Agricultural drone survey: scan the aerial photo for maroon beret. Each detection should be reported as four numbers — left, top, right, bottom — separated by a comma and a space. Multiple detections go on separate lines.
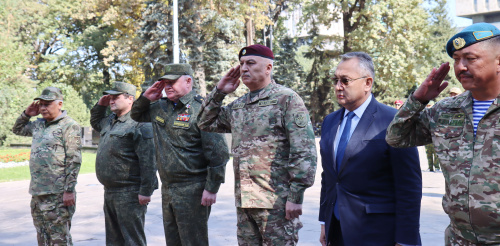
239, 44, 274, 60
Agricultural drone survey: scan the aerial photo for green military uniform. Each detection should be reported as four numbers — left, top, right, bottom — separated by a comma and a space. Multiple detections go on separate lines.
198, 81, 317, 245
425, 144, 440, 171
131, 88, 229, 246
13, 88, 82, 246
90, 95, 157, 246
386, 92, 500, 244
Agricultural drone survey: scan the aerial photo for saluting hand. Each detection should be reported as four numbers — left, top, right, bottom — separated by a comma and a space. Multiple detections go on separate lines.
144, 80, 166, 101
217, 65, 241, 94
413, 62, 450, 103
25, 101, 40, 117
98, 95, 111, 107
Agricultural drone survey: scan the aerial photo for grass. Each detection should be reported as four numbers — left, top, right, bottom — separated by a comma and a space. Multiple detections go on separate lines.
0, 148, 96, 182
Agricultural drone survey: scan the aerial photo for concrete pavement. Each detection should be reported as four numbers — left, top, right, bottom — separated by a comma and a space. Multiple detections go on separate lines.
0, 145, 448, 245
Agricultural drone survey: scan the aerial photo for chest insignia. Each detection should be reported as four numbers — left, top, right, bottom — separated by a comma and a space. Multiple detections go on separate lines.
176, 114, 191, 122
155, 116, 165, 124
232, 103, 245, 109
258, 99, 278, 107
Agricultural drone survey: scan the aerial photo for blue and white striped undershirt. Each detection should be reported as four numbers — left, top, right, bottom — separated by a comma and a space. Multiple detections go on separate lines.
473, 98, 495, 135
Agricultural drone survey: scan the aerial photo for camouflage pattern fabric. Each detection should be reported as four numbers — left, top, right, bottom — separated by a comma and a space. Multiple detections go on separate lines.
130, 89, 229, 244
130, 90, 229, 192
90, 105, 158, 196
386, 91, 500, 244
90, 105, 157, 246
198, 81, 317, 209
103, 191, 147, 246
12, 111, 82, 195
31, 193, 75, 246
161, 182, 210, 246
425, 144, 440, 171
236, 196, 302, 246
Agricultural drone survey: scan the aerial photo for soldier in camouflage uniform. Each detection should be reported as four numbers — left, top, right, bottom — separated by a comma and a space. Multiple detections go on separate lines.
197, 44, 317, 245
90, 82, 157, 246
386, 23, 500, 245
130, 64, 229, 246
12, 87, 82, 246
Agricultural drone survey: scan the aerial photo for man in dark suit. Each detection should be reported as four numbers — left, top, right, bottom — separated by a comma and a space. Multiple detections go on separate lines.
319, 52, 422, 246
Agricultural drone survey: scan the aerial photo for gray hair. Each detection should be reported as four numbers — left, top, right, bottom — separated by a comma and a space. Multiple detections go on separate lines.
339, 52, 375, 80
483, 35, 500, 49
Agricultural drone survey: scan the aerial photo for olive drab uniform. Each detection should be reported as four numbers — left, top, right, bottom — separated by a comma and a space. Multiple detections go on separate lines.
90, 105, 157, 246
198, 81, 317, 245
12, 110, 82, 246
130, 90, 229, 246
386, 92, 500, 244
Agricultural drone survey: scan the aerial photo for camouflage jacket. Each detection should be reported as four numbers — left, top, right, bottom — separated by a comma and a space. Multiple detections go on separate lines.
12, 111, 82, 196
386, 91, 500, 243
90, 105, 158, 196
130, 90, 229, 193
198, 81, 317, 209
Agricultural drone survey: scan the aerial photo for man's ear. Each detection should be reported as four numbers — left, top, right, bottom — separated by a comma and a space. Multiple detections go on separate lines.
365, 77, 373, 92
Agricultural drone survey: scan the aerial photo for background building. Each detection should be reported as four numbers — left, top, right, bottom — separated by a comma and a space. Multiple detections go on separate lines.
456, 0, 500, 28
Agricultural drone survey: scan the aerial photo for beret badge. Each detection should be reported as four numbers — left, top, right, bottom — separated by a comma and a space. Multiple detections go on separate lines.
453, 37, 466, 50
242, 49, 247, 55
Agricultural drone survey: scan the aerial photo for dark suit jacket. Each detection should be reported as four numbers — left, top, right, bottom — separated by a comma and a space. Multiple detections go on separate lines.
319, 96, 422, 245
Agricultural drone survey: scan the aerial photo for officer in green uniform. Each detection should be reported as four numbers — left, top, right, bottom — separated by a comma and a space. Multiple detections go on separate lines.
12, 87, 82, 246
386, 23, 500, 244
130, 64, 229, 246
90, 82, 157, 246
197, 44, 317, 245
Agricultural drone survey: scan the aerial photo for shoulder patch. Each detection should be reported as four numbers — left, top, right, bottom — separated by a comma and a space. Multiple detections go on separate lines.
294, 112, 308, 128
194, 94, 204, 103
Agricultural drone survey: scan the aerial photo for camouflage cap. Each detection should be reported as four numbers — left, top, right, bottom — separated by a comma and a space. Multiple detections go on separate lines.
160, 63, 193, 80
34, 87, 63, 101
449, 87, 463, 94
103, 81, 137, 96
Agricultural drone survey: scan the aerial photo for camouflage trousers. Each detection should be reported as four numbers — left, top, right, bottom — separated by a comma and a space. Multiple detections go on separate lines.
31, 193, 75, 246
236, 206, 303, 246
425, 144, 440, 171
161, 181, 210, 246
445, 225, 481, 246
103, 190, 147, 246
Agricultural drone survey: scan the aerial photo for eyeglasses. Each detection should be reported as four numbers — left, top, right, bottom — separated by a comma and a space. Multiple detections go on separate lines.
332, 76, 369, 86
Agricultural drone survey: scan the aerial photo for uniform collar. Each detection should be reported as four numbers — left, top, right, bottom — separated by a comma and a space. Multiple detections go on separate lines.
165, 90, 196, 107
245, 80, 277, 104
43, 110, 67, 125
114, 110, 132, 122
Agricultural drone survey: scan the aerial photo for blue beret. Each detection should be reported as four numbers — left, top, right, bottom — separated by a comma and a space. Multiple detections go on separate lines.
446, 23, 500, 57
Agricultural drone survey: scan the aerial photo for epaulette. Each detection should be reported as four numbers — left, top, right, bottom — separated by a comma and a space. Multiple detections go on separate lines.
194, 94, 205, 103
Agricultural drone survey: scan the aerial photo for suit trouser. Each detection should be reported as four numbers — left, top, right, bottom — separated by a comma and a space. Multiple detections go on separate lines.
31, 193, 75, 246
328, 216, 345, 246
103, 190, 147, 246
161, 181, 210, 246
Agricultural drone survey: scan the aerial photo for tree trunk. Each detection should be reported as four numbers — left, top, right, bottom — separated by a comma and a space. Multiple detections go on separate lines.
245, 18, 254, 46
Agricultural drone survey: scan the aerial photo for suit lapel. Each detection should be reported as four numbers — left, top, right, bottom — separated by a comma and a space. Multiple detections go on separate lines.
338, 97, 377, 174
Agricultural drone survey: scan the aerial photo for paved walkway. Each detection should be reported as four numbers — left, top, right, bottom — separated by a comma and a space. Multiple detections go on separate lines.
0, 145, 448, 245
